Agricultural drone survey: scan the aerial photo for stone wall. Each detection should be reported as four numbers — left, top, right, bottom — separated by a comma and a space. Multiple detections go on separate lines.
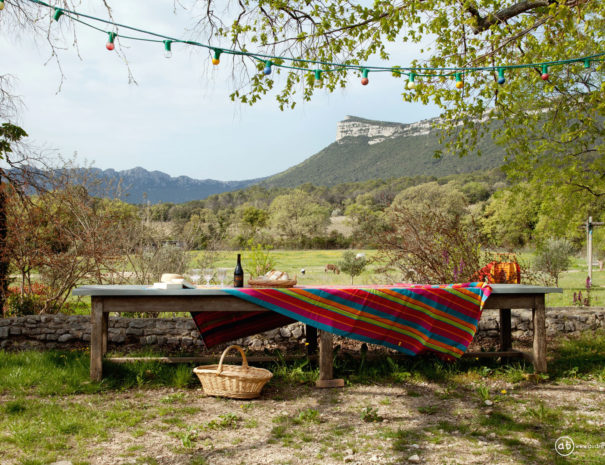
1, 307, 604, 352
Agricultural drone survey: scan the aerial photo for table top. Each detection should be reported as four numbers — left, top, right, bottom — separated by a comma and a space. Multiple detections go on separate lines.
73, 284, 562, 297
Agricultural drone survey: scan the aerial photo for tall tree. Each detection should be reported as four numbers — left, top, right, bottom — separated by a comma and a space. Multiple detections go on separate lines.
3, 1, 603, 227
194, 0, 604, 223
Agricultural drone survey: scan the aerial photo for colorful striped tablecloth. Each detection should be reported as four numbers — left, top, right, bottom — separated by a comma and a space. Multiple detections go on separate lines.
191, 283, 492, 360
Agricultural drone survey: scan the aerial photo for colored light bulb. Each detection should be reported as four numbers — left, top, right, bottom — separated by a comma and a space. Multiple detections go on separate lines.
0, 1, 4, 11
455, 73, 463, 89
361, 69, 369, 86
163, 40, 172, 59
106, 32, 116, 51
541, 65, 549, 80
263, 61, 272, 75
407, 73, 416, 90
497, 68, 505, 85
314, 70, 323, 87
212, 49, 221, 65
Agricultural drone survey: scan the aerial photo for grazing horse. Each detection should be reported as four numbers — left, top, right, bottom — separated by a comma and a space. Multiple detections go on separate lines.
325, 264, 340, 274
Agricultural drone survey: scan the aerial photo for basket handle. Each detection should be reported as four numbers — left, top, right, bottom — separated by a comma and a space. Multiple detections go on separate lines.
216, 345, 249, 375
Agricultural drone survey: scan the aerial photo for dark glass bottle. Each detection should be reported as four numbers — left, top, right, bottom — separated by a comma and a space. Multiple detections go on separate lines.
234, 253, 244, 288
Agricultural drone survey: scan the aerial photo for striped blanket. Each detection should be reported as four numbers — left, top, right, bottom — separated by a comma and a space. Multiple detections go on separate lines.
191, 283, 491, 360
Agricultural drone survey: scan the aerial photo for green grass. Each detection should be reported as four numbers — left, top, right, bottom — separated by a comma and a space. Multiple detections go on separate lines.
58, 249, 604, 316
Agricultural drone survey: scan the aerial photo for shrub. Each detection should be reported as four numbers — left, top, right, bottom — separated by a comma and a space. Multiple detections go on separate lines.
338, 251, 369, 284
377, 201, 483, 284
533, 238, 573, 286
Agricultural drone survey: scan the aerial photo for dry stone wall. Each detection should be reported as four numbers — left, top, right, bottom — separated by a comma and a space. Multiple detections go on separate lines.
1, 308, 604, 352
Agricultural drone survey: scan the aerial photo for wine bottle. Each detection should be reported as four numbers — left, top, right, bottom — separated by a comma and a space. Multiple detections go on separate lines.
234, 253, 244, 288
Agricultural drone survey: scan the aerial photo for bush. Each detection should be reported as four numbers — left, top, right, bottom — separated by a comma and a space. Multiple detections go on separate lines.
377, 201, 483, 284
533, 238, 573, 286
338, 251, 369, 284
4, 294, 43, 317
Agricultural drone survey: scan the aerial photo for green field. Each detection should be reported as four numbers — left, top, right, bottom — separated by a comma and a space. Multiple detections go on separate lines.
199, 249, 603, 307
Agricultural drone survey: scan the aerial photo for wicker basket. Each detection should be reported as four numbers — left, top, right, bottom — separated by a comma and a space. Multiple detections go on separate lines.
193, 345, 273, 399
247, 276, 297, 288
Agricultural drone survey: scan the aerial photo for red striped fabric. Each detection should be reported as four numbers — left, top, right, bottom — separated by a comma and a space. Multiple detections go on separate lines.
192, 283, 491, 359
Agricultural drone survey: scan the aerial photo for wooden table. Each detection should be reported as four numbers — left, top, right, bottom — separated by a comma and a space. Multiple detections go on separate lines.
72, 284, 562, 383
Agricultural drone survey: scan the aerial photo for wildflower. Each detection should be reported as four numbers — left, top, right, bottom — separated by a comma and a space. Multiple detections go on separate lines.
586, 276, 592, 290
304, 342, 309, 346
500, 389, 507, 394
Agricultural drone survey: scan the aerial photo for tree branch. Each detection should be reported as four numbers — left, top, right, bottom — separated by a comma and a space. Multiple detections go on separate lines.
467, 0, 552, 33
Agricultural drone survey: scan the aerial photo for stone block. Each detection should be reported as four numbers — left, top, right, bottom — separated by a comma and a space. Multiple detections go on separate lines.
58, 334, 74, 342
280, 327, 292, 338
109, 334, 125, 343
9, 327, 21, 336
144, 335, 157, 345
128, 319, 149, 329
83, 334, 91, 342
125, 328, 144, 336
176, 320, 194, 330
564, 320, 576, 332
479, 319, 498, 330
292, 326, 303, 339
156, 320, 176, 330
0, 327, 9, 339
0, 319, 10, 327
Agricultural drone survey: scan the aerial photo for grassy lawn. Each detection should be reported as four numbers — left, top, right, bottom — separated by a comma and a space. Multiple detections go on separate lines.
59, 249, 604, 315
1, 331, 604, 464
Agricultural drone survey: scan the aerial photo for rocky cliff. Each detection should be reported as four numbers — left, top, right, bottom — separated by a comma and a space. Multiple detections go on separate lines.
335, 115, 437, 145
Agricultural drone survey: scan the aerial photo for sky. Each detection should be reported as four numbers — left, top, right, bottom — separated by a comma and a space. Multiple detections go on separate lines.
2, 1, 440, 181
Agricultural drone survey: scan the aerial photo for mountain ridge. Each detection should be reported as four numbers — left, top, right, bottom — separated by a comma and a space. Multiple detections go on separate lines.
262, 115, 505, 187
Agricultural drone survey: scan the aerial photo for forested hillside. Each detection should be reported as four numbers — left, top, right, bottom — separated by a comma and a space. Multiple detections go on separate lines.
262, 121, 506, 187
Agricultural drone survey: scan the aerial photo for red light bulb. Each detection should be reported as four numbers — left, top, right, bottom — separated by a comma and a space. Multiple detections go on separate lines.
361, 77, 369, 85
106, 42, 115, 51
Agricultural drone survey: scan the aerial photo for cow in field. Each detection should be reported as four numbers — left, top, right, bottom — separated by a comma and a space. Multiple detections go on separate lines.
325, 264, 340, 274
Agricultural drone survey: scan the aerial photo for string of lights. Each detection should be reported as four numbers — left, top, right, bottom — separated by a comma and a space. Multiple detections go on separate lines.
9, 0, 605, 89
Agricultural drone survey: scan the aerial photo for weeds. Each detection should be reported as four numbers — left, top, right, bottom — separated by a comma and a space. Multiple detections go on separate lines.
202, 413, 240, 430
361, 406, 382, 422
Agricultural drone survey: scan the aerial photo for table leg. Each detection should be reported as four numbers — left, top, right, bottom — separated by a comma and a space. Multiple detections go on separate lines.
532, 296, 547, 373
90, 297, 104, 381
315, 330, 344, 388
499, 308, 512, 364
102, 311, 109, 356
305, 325, 318, 357
499, 308, 512, 351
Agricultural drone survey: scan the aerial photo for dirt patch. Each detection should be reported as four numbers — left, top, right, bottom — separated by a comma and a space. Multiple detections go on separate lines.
31, 377, 604, 465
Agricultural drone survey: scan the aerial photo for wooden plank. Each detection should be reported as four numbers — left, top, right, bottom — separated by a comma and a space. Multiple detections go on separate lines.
107, 354, 314, 364
90, 297, 104, 381
102, 311, 109, 356
499, 308, 512, 351
316, 379, 345, 388
463, 350, 523, 358
318, 330, 333, 380
533, 295, 547, 373
316, 330, 344, 388
101, 295, 268, 313
483, 294, 538, 309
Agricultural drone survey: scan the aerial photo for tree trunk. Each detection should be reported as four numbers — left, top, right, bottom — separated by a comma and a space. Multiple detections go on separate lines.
0, 180, 8, 312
